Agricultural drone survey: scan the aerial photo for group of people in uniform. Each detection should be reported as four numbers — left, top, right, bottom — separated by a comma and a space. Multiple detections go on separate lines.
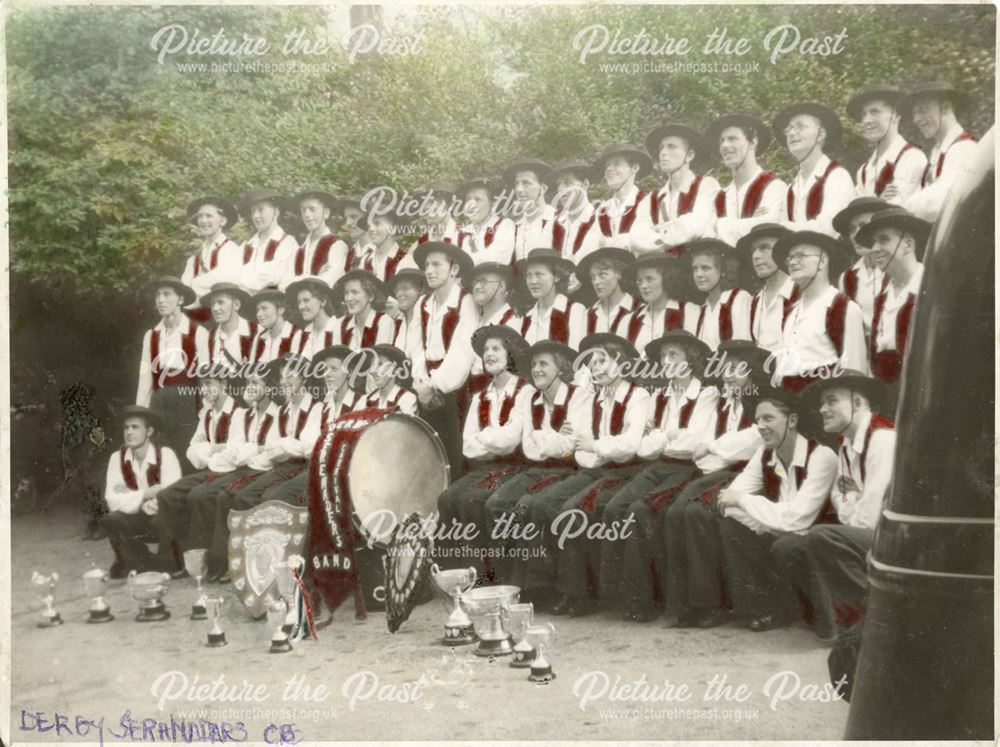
96, 79, 977, 642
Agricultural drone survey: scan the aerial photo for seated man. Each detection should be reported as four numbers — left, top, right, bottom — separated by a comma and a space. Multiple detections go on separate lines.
796, 371, 895, 643
576, 246, 639, 335
714, 386, 838, 631
436, 326, 532, 578
102, 406, 183, 578
363, 344, 419, 415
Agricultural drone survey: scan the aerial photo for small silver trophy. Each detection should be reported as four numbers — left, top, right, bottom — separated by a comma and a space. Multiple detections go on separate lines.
183, 549, 209, 620
206, 597, 227, 647
429, 563, 478, 645
31, 572, 63, 627
127, 570, 171, 622
526, 622, 557, 682
507, 602, 534, 668
267, 597, 292, 654
83, 568, 113, 623
475, 610, 513, 657
273, 556, 303, 638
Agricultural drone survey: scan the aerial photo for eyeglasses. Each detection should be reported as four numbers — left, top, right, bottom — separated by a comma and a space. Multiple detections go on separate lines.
786, 251, 821, 265
783, 122, 819, 135
472, 278, 502, 288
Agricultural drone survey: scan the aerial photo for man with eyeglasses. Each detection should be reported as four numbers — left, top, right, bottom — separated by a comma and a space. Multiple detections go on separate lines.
899, 80, 977, 222
773, 103, 855, 238
709, 114, 788, 247
848, 84, 927, 202
770, 232, 868, 392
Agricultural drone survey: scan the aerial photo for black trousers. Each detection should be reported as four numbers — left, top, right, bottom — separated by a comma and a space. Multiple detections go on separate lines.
419, 390, 464, 480
180, 467, 264, 573
149, 386, 199, 472
158, 470, 217, 552
104, 510, 176, 573
807, 524, 875, 633
720, 518, 799, 619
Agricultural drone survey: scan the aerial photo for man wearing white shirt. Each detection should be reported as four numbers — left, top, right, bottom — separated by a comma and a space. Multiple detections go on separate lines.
616, 254, 698, 348
287, 277, 338, 359
900, 80, 978, 222
800, 373, 896, 642
355, 206, 411, 282
714, 386, 838, 631
136, 277, 210, 460
833, 197, 893, 336
593, 143, 655, 249
848, 84, 927, 202
337, 195, 369, 260
739, 223, 800, 352
332, 270, 395, 350
181, 196, 242, 323
281, 190, 351, 291
436, 326, 532, 577
576, 246, 639, 336
201, 283, 258, 367
249, 288, 299, 365
313, 344, 366, 428
771, 231, 869, 391
102, 406, 183, 578
708, 113, 788, 246
856, 208, 929, 403
631, 123, 721, 255
503, 157, 558, 262
362, 345, 419, 416
687, 239, 753, 350
547, 161, 600, 292
517, 248, 587, 348
408, 241, 478, 477
456, 177, 517, 265
386, 268, 425, 350
238, 189, 298, 293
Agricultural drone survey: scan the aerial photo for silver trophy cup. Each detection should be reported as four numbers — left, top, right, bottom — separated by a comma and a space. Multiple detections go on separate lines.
83, 568, 113, 623
206, 597, 227, 647
183, 549, 209, 620
127, 570, 171, 622
31, 572, 63, 627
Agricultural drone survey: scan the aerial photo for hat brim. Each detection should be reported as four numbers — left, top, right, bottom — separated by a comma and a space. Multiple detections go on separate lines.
579, 333, 639, 361
333, 270, 388, 310
801, 374, 888, 412
645, 124, 707, 169
773, 104, 843, 150
412, 242, 474, 278
502, 160, 552, 187
574, 247, 635, 282
707, 115, 773, 157
594, 148, 653, 181
516, 252, 575, 277
644, 332, 712, 365
771, 231, 850, 271
831, 198, 893, 237
855, 214, 931, 258
285, 278, 333, 302
145, 278, 197, 307
899, 87, 970, 119
187, 197, 239, 228
847, 89, 904, 121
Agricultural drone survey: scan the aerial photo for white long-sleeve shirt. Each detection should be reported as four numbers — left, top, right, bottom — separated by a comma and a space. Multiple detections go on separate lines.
181, 236, 243, 302
695, 288, 753, 350
293, 317, 341, 360
552, 203, 600, 263
630, 173, 721, 254
460, 216, 517, 266
750, 277, 799, 353
839, 258, 886, 337
513, 204, 558, 262
594, 184, 654, 249
136, 315, 210, 407
520, 294, 587, 349
239, 229, 298, 293
776, 286, 869, 378
280, 231, 351, 291
831, 411, 896, 529
784, 154, 856, 237
247, 393, 322, 470
695, 395, 763, 474
904, 123, 978, 222
462, 377, 532, 460
249, 320, 299, 366
104, 444, 182, 516
521, 382, 593, 463
365, 384, 418, 416
724, 434, 838, 534
614, 300, 699, 349
575, 380, 651, 469
637, 378, 720, 460
714, 167, 788, 246
855, 133, 927, 202
408, 283, 478, 394
207, 402, 282, 473
339, 308, 395, 350
186, 396, 240, 470
207, 317, 257, 366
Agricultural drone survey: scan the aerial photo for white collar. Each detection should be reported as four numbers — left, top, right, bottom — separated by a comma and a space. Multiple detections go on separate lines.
125, 444, 158, 467
768, 433, 809, 470
155, 313, 193, 335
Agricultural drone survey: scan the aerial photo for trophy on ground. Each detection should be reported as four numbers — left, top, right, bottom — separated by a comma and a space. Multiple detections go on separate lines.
31, 572, 63, 627
273, 556, 304, 638
476, 610, 514, 657
206, 597, 227, 647
429, 563, 477, 645
127, 570, 171, 622
83, 568, 113, 623
267, 597, 293, 654
183, 549, 209, 621
507, 602, 534, 668
526, 622, 556, 682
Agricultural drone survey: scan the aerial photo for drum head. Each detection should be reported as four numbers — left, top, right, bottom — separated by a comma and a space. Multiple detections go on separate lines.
349, 413, 450, 546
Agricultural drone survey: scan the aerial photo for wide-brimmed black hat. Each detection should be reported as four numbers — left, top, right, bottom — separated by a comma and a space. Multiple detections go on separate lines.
516, 247, 575, 277
471, 324, 530, 359
706, 113, 773, 156
456, 176, 499, 199
502, 158, 553, 187
186, 196, 239, 228
898, 80, 971, 120
622, 253, 693, 302
121, 405, 164, 432
707, 340, 771, 385
773, 102, 843, 150
645, 122, 707, 170
251, 287, 288, 308
855, 208, 931, 260
369, 344, 412, 387
333, 269, 388, 311
593, 143, 653, 181
685, 238, 756, 294
294, 190, 339, 213
199, 282, 252, 313
832, 197, 894, 237
313, 344, 354, 365
574, 246, 635, 283
644, 329, 712, 366
412, 240, 475, 279
239, 188, 292, 220
463, 260, 514, 291
745, 383, 802, 414
579, 332, 640, 362
546, 159, 596, 189
735, 223, 792, 254
771, 231, 851, 272
519, 340, 578, 381
847, 84, 906, 122
285, 276, 333, 303
801, 369, 888, 412
334, 194, 363, 213
386, 268, 426, 297
143, 275, 197, 307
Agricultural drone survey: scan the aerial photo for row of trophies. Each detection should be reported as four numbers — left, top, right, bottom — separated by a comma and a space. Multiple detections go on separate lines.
30, 551, 307, 654
430, 564, 556, 683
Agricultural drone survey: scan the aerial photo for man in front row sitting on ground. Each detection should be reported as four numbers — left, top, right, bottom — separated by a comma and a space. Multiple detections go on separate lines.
103, 406, 183, 578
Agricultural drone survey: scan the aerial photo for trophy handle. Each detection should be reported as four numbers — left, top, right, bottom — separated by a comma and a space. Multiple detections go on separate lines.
430, 562, 441, 576
462, 567, 478, 593
127, 569, 137, 591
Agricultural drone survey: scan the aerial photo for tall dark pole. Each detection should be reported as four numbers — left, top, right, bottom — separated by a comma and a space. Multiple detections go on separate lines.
845, 129, 995, 739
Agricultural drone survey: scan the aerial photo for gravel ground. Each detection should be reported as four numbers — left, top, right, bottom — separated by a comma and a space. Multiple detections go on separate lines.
11, 507, 849, 742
